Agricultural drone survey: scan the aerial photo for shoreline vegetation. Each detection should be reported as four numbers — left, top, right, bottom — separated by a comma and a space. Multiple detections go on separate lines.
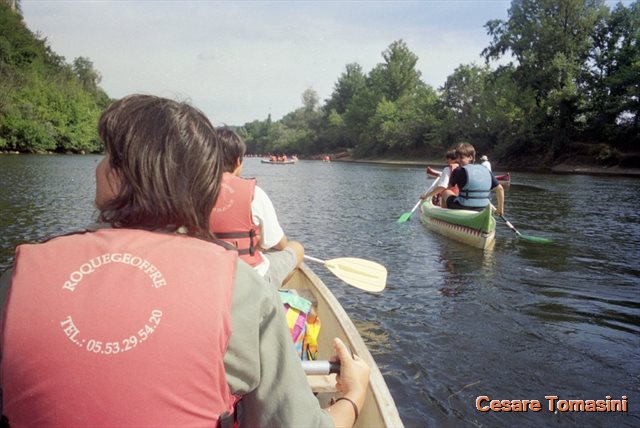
3, 150, 640, 178
304, 152, 640, 177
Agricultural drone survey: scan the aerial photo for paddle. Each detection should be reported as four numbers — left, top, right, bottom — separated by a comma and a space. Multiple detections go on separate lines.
302, 360, 340, 375
304, 255, 387, 292
396, 200, 422, 224
492, 207, 553, 244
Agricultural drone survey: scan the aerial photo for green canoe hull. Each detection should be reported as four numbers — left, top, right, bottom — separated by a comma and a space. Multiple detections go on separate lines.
419, 199, 496, 249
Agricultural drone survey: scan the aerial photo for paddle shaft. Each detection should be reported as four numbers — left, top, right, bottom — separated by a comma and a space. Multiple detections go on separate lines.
302, 360, 340, 375
304, 255, 325, 264
499, 214, 522, 236
491, 205, 553, 243
409, 199, 421, 214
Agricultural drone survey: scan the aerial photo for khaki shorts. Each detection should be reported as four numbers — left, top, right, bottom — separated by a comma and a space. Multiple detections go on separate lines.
263, 248, 297, 287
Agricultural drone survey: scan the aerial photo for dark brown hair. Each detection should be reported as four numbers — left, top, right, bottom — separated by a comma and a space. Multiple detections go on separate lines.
97, 94, 222, 239
445, 148, 457, 161
217, 127, 246, 173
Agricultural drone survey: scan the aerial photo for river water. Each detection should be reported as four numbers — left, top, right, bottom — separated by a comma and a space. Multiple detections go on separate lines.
1, 155, 638, 427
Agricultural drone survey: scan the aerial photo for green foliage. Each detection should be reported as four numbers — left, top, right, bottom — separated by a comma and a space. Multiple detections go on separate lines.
241, 2, 638, 165
0, 3, 108, 153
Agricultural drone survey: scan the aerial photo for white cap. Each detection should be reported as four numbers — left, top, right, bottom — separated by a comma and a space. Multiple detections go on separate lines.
481, 155, 488, 161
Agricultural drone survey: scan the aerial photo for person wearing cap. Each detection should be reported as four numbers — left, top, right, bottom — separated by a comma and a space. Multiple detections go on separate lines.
480, 155, 492, 171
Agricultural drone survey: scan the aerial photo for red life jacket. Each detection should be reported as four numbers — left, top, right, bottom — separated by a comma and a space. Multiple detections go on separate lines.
210, 173, 264, 267
1, 229, 239, 427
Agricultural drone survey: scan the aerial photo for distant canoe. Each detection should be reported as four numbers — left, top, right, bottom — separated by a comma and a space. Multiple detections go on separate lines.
419, 198, 496, 249
426, 166, 511, 186
261, 159, 297, 165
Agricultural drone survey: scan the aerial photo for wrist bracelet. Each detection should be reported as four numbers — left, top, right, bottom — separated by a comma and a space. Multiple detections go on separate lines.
335, 396, 359, 423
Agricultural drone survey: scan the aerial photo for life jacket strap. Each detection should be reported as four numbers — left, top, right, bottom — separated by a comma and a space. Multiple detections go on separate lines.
216, 229, 259, 257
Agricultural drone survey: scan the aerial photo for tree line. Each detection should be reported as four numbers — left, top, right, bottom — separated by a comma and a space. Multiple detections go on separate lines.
0, 1, 109, 153
240, 0, 639, 167
1, 0, 638, 166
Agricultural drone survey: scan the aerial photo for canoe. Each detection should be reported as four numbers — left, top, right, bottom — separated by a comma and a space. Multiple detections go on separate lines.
426, 166, 511, 186
283, 263, 404, 427
261, 159, 297, 164
419, 198, 496, 249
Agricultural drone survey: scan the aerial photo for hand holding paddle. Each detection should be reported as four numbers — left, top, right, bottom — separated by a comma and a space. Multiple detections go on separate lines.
304, 255, 387, 292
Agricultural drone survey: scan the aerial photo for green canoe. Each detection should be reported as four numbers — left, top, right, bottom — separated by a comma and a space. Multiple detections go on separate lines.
419, 199, 496, 249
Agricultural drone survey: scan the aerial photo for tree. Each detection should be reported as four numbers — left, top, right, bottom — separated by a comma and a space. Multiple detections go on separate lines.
73, 56, 102, 93
301, 87, 319, 112
483, 0, 605, 158
368, 40, 422, 102
0, 4, 107, 152
324, 63, 366, 115
581, 1, 639, 149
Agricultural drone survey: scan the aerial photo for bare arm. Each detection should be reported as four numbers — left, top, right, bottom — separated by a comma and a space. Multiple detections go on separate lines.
270, 235, 289, 251
421, 186, 445, 199
494, 184, 504, 215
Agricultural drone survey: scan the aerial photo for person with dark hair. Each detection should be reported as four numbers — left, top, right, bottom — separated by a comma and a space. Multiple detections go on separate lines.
441, 142, 505, 215
210, 127, 304, 287
420, 148, 459, 205
0, 95, 369, 427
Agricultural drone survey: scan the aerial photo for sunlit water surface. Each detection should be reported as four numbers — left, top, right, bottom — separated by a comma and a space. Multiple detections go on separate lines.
1, 155, 638, 427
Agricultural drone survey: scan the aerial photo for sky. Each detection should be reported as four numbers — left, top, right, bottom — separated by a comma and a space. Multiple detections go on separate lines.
19, 1, 531, 125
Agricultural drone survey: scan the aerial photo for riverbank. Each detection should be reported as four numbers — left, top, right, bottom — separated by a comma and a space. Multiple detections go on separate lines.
330, 156, 640, 177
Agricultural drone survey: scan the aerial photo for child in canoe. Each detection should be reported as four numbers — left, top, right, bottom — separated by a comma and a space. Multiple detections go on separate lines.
421, 148, 459, 205
441, 142, 505, 215
209, 127, 304, 287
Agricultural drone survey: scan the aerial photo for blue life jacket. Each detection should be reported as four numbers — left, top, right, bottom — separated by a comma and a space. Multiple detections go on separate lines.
456, 164, 492, 208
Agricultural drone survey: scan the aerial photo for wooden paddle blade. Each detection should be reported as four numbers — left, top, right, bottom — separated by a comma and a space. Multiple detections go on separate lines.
324, 257, 387, 292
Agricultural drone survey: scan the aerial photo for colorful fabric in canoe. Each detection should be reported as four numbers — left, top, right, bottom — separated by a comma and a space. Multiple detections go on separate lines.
278, 291, 320, 360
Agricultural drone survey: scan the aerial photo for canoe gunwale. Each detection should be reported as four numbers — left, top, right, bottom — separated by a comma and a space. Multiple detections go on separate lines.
284, 263, 404, 427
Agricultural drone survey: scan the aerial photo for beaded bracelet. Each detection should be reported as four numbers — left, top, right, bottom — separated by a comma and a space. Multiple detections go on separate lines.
335, 397, 359, 423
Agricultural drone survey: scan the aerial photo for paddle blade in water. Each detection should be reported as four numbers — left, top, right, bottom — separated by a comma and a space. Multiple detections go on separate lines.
520, 234, 554, 244
396, 212, 412, 224
324, 257, 387, 292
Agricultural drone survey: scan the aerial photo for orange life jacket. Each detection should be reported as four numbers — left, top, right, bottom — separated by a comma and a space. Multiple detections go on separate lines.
1, 229, 239, 427
210, 173, 264, 267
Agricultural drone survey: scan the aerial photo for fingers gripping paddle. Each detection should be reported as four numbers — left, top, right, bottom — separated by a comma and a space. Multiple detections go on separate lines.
396, 200, 422, 224
304, 255, 387, 292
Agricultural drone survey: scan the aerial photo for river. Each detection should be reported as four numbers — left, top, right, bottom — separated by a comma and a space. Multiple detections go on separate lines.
1, 155, 638, 427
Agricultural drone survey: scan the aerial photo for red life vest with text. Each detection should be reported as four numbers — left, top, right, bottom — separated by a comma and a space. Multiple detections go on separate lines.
210, 173, 264, 267
1, 229, 239, 427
